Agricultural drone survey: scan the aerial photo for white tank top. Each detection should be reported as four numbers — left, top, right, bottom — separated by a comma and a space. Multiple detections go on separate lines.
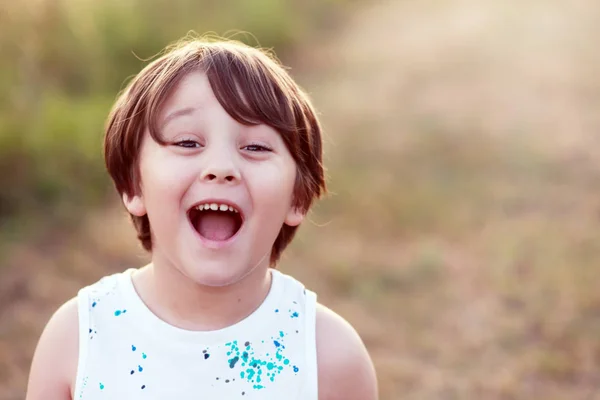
73, 269, 318, 400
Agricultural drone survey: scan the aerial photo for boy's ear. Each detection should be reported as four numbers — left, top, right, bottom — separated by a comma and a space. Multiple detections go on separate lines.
122, 192, 147, 217
284, 206, 305, 227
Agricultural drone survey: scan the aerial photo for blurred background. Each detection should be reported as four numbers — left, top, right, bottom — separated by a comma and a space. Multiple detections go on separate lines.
2, 0, 600, 398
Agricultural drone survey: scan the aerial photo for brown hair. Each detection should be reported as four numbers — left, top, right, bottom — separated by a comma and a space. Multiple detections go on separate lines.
104, 37, 326, 265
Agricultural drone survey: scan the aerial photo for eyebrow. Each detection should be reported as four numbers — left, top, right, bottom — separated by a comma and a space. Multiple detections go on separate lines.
160, 107, 199, 130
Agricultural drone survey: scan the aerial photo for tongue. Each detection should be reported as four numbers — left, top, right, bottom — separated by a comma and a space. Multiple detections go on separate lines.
196, 211, 238, 241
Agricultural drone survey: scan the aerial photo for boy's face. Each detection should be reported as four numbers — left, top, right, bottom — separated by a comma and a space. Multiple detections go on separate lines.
123, 71, 303, 286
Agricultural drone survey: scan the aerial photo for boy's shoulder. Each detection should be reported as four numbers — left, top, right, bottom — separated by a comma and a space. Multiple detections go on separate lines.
25, 297, 79, 400
315, 303, 378, 400
26, 270, 125, 400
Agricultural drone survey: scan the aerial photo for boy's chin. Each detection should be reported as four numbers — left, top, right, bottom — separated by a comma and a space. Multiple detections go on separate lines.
181, 260, 265, 288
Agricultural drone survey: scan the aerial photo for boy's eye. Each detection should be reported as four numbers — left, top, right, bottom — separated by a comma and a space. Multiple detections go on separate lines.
175, 140, 201, 148
243, 144, 272, 152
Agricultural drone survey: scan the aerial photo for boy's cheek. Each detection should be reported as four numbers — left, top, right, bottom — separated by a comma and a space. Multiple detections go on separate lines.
143, 164, 194, 193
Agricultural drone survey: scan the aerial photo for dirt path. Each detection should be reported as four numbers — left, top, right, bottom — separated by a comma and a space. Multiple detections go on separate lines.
299, 1, 600, 398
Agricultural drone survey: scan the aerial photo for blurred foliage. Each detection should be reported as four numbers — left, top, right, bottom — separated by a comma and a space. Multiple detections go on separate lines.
0, 0, 349, 231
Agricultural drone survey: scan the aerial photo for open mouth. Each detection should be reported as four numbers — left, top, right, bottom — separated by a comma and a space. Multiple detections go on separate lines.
188, 202, 244, 242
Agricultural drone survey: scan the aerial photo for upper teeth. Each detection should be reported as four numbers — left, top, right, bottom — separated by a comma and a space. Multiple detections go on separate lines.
196, 203, 238, 213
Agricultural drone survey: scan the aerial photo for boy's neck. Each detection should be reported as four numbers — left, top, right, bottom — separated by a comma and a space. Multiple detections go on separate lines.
130, 262, 272, 332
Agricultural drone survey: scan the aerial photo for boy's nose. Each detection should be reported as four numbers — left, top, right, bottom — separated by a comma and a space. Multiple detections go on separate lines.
200, 151, 241, 184
202, 171, 238, 183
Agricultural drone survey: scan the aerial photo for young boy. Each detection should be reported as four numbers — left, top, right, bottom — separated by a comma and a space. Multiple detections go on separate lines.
25, 38, 377, 400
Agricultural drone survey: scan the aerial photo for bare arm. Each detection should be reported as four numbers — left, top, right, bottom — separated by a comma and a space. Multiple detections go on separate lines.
25, 297, 79, 400
316, 303, 378, 400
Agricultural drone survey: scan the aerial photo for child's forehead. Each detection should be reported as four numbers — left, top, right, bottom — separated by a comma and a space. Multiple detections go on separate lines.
155, 70, 284, 140
158, 71, 215, 125
142, 47, 299, 145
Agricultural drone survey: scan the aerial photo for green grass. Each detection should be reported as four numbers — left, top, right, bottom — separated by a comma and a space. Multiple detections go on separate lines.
0, 0, 354, 242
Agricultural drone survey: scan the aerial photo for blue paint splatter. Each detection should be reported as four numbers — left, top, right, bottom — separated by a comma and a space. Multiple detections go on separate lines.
89, 328, 92, 333
291, 311, 299, 318
275, 309, 279, 313
114, 310, 121, 316
225, 336, 295, 388
142, 353, 147, 359
254, 384, 264, 389
293, 366, 299, 373
138, 365, 143, 372
132, 345, 136, 351
204, 353, 210, 360
79, 376, 88, 398
92, 302, 97, 307
141, 385, 146, 389
99, 383, 104, 390
130, 370, 134, 375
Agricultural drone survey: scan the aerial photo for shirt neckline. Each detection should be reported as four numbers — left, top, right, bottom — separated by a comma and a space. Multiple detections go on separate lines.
117, 268, 285, 346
